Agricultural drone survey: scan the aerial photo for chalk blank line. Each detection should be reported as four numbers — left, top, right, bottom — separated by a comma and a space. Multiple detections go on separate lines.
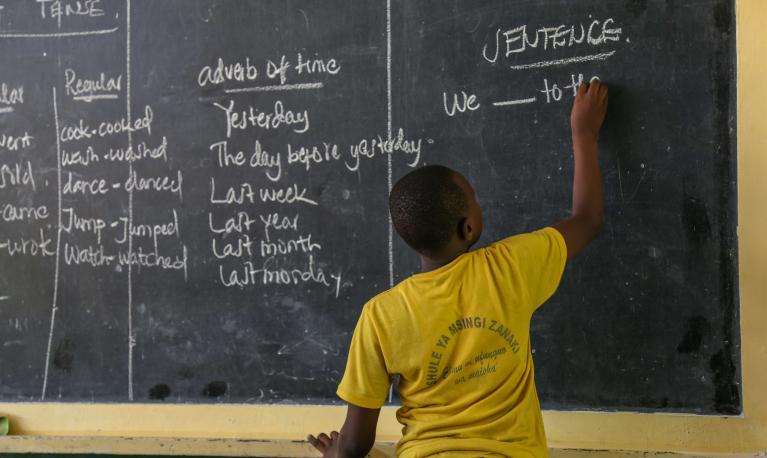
0, 28, 119, 38
510, 51, 616, 70
493, 97, 537, 106
225, 82, 324, 94
0, 107, 14, 114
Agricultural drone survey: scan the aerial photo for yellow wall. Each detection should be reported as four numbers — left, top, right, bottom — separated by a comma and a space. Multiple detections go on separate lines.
1, 0, 766, 455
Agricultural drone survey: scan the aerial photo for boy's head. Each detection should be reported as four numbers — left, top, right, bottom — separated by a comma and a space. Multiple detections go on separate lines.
389, 165, 483, 258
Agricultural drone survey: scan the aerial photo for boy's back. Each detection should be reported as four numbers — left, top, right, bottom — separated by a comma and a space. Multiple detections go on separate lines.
338, 228, 567, 457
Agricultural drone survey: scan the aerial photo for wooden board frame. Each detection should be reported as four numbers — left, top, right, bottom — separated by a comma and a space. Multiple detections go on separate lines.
1, 0, 765, 455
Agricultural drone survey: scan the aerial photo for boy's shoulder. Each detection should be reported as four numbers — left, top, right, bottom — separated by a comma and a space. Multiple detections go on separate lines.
481, 227, 565, 260
364, 284, 405, 312
360, 278, 423, 323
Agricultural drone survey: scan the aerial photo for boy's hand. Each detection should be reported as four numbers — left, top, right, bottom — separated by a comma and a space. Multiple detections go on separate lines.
307, 431, 340, 457
570, 79, 608, 141
306, 404, 379, 458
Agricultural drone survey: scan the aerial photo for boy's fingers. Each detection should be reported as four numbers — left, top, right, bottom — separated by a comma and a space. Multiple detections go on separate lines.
318, 433, 332, 446
307, 434, 325, 452
330, 431, 340, 440
577, 82, 589, 96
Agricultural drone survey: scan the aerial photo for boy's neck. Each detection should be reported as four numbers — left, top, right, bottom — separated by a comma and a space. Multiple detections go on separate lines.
419, 245, 468, 273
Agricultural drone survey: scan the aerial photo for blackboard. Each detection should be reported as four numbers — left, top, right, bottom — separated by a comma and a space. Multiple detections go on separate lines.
0, 0, 738, 414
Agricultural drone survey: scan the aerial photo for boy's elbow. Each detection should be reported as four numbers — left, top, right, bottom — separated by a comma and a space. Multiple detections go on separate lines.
573, 211, 603, 240
587, 214, 603, 243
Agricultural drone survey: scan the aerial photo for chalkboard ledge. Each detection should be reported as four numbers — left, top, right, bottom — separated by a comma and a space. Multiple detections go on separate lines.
0, 437, 758, 457
0, 435, 394, 457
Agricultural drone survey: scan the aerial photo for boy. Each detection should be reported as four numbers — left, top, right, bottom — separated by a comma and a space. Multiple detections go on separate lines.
309, 81, 608, 457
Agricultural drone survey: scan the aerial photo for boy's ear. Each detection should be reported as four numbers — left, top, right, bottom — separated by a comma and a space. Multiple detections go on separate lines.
459, 217, 472, 241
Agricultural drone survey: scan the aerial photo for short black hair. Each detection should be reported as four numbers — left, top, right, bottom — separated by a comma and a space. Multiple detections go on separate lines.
389, 165, 468, 254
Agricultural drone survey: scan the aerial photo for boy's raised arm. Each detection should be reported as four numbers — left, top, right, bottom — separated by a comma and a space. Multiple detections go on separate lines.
552, 80, 608, 260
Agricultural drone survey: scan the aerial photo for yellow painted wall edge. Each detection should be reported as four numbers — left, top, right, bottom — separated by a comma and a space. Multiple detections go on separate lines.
1, 0, 765, 455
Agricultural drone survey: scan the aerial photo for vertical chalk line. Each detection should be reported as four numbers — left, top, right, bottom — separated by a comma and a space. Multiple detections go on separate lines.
41, 87, 64, 400
125, 0, 135, 401
386, 0, 395, 404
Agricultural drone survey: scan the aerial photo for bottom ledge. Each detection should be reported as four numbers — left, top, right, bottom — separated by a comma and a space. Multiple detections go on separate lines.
0, 436, 761, 457
3, 436, 391, 457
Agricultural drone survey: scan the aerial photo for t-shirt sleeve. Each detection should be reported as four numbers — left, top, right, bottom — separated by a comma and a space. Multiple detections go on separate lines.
488, 226, 568, 312
336, 303, 391, 409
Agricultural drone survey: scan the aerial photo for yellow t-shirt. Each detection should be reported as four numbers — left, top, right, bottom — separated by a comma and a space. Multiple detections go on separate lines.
337, 227, 568, 458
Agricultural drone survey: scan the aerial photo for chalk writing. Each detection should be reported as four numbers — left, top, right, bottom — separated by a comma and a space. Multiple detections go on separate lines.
37, 0, 105, 22
482, 18, 623, 64
0, 132, 33, 152
64, 68, 122, 102
443, 91, 480, 116
213, 99, 310, 137
0, 83, 24, 106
